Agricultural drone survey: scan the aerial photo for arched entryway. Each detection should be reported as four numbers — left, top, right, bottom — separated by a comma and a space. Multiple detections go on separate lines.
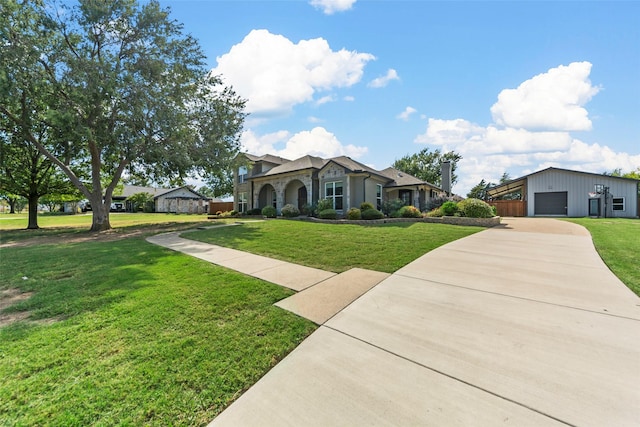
284, 180, 307, 211
258, 184, 277, 209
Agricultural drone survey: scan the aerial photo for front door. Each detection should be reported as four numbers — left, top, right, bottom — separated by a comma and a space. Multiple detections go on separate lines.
588, 198, 600, 217
298, 186, 307, 211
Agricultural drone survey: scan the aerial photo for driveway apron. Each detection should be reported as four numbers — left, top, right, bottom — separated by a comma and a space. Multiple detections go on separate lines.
202, 218, 640, 427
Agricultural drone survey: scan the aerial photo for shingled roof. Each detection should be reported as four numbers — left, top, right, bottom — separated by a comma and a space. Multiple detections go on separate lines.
379, 167, 440, 189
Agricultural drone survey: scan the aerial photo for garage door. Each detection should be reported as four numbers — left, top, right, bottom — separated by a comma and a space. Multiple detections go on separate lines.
534, 191, 567, 215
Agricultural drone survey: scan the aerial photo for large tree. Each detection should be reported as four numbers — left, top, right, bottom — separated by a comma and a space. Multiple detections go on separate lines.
392, 148, 462, 187
0, 0, 245, 231
0, 128, 78, 228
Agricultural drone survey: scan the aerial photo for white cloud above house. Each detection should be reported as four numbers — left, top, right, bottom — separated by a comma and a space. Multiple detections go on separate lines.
241, 127, 368, 160
490, 61, 600, 131
211, 29, 375, 116
368, 69, 400, 88
414, 62, 640, 195
310, 0, 357, 15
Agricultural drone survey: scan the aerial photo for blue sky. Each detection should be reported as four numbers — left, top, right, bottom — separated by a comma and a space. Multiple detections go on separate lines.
160, 0, 639, 195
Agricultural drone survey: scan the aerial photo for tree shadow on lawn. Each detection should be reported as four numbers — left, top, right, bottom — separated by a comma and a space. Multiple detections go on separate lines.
0, 238, 175, 329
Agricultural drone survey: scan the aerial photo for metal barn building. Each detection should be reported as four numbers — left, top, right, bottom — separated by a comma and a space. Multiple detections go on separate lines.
487, 167, 639, 218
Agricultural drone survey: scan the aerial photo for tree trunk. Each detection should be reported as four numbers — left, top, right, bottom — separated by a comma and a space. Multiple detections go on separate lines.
90, 199, 111, 232
27, 193, 40, 229
9, 199, 16, 214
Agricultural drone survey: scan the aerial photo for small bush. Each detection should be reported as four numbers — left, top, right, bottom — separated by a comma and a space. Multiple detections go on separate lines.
316, 198, 333, 212
360, 202, 375, 211
491, 205, 497, 216
425, 207, 444, 217
318, 208, 337, 220
457, 198, 494, 218
247, 208, 262, 215
441, 201, 458, 216
398, 205, 422, 218
346, 208, 362, 220
261, 206, 277, 218
281, 204, 300, 218
300, 203, 313, 216
381, 199, 405, 217
361, 209, 384, 220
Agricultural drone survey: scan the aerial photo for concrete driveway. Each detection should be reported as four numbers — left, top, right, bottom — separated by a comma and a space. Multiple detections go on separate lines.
206, 218, 640, 427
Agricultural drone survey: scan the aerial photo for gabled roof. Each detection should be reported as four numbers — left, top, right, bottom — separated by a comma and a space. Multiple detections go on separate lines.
322, 156, 388, 179
379, 167, 441, 189
259, 155, 327, 177
112, 185, 174, 200
153, 186, 209, 200
244, 153, 290, 165
487, 166, 640, 198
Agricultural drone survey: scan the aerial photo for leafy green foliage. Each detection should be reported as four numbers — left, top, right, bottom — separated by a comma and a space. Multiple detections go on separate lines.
281, 204, 300, 218
457, 198, 494, 218
261, 206, 276, 218
0, 0, 246, 231
360, 202, 375, 211
346, 208, 362, 220
126, 192, 154, 212
398, 205, 422, 218
381, 198, 405, 217
441, 201, 459, 216
392, 148, 462, 186
316, 198, 333, 212
425, 207, 444, 217
318, 209, 337, 220
361, 209, 384, 220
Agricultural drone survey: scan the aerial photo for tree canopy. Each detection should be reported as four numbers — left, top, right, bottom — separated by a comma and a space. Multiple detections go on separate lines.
392, 148, 462, 187
0, 0, 246, 231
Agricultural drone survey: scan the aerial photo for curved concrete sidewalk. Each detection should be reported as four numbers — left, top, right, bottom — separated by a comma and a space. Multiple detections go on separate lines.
202, 218, 640, 427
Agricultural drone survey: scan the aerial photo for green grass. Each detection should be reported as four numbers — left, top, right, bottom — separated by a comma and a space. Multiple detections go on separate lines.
183, 219, 482, 273
0, 212, 214, 244
564, 218, 640, 296
0, 238, 316, 426
0, 212, 213, 230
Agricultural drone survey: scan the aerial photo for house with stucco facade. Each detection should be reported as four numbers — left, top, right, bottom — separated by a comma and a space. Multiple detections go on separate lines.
233, 153, 443, 215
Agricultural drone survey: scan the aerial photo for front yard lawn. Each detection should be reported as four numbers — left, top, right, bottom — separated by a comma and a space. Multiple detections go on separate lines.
0, 219, 481, 425
0, 238, 315, 426
564, 218, 640, 296
183, 220, 482, 273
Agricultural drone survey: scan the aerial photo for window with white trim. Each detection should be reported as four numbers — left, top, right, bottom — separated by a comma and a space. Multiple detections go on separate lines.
325, 181, 343, 210
238, 166, 248, 183
612, 197, 625, 211
376, 184, 383, 210
238, 192, 247, 213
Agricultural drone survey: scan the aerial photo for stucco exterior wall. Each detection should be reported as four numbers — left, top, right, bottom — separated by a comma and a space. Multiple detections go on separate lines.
527, 170, 638, 217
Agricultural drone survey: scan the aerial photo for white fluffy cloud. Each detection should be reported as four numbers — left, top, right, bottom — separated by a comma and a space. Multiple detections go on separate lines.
397, 106, 417, 121
414, 62, 639, 195
310, 0, 357, 15
211, 29, 375, 116
241, 127, 368, 160
490, 61, 600, 131
368, 69, 400, 88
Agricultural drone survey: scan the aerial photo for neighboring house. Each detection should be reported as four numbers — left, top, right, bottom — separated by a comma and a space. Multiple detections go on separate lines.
487, 167, 639, 218
233, 153, 443, 215
154, 186, 210, 214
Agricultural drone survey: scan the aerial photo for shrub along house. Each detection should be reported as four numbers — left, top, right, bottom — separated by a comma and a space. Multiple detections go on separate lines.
487, 167, 640, 218
233, 153, 443, 215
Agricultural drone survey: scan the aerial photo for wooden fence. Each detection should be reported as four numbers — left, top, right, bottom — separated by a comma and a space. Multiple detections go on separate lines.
487, 200, 527, 217
209, 201, 234, 213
